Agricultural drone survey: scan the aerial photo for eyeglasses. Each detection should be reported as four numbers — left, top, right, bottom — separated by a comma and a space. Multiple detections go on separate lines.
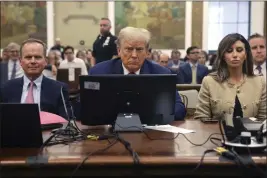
10, 50, 19, 53
124, 47, 145, 54
160, 61, 168, 64
190, 51, 200, 55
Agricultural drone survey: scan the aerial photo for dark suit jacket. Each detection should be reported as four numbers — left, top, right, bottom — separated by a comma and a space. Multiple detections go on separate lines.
89, 58, 186, 120
0, 76, 72, 120
0, 62, 8, 88
178, 63, 209, 84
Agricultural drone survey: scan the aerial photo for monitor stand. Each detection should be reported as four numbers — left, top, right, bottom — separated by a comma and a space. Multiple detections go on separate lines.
113, 113, 143, 132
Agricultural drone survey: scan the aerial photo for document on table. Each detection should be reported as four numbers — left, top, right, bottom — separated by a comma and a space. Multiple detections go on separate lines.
143, 124, 195, 134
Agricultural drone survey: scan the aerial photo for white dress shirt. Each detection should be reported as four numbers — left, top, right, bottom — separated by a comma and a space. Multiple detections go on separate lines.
59, 58, 88, 75
122, 63, 140, 75
254, 61, 266, 81
43, 69, 56, 80
21, 75, 43, 110
8, 59, 24, 80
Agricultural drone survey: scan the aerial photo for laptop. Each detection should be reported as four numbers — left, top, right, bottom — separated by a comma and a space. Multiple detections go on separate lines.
0, 103, 43, 148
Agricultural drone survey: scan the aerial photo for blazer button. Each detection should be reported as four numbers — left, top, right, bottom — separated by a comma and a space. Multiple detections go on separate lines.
237, 89, 240, 93
243, 105, 247, 109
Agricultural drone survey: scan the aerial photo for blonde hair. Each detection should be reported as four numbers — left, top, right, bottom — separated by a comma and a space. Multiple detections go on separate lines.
117, 26, 151, 48
20, 38, 47, 57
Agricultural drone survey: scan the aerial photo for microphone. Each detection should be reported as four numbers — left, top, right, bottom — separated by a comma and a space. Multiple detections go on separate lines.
60, 86, 70, 121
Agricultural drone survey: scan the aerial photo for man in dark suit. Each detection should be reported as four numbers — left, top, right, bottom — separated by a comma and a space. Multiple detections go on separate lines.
179, 46, 209, 84
158, 53, 183, 84
89, 27, 186, 121
0, 38, 72, 120
0, 62, 8, 89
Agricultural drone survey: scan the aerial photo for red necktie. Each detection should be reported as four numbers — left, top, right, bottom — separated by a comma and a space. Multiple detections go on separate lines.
25, 82, 34, 103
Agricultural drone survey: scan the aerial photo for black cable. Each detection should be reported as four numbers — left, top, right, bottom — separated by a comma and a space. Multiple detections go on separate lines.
210, 137, 222, 147
115, 133, 140, 164
114, 122, 222, 146
193, 149, 215, 171
180, 133, 222, 146
44, 119, 87, 146
243, 145, 267, 178
70, 138, 119, 178
113, 122, 231, 175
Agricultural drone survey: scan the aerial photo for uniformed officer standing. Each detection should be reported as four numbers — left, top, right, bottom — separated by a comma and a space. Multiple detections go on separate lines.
92, 18, 118, 65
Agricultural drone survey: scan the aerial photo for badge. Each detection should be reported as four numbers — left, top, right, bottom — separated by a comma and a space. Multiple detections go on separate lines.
103, 36, 110, 47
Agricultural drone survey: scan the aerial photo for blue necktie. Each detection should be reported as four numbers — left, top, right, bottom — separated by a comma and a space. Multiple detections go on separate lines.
11, 61, 16, 79
256, 65, 262, 74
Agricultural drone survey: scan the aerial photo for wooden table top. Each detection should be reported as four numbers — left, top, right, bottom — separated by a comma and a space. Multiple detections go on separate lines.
1, 120, 267, 177
1, 120, 266, 167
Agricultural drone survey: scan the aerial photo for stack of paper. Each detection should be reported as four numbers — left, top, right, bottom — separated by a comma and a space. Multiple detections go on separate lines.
144, 124, 195, 134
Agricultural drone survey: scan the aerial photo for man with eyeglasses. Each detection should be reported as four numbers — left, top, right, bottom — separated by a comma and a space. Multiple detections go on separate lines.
59, 46, 88, 75
178, 46, 209, 84
91, 17, 118, 66
5, 42, 24, 80
88, 26, 186, 121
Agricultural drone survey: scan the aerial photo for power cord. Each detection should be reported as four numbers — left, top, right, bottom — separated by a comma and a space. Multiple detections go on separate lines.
70, 138, 118, 178
46, 120, 87, 146
114, 122, 222, 146
241, 145, 267, 178
115, 133, 140, 164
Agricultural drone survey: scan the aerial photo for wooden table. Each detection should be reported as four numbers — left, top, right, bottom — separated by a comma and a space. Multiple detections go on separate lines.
1, 121, 266, 177
176, 84, 201, 92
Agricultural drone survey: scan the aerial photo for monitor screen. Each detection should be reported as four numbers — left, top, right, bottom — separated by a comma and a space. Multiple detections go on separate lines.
80, 74, 177, 126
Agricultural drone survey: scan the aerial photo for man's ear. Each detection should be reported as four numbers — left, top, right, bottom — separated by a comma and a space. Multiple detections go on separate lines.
117, 47, 121, 57
19, 57, 22, 66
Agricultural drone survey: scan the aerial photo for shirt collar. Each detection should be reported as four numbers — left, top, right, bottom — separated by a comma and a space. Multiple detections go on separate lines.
23, 74, 43, 90
66, 58, 77, 63
122, 63, 140, 75
189, 61, 198, 68
253, 61, 266, 69
8, 59, 19, 64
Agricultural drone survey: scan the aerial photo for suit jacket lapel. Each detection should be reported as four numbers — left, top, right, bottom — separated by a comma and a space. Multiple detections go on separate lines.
111, 59, 123, 74
40, 76, 48, 110
14, 77, 24, 102
185, 63, 192, 81
196, 65, 201, 81
140, 60, 150, 74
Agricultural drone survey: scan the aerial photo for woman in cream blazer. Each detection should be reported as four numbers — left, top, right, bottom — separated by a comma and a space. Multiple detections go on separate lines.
194, 33, 266, 121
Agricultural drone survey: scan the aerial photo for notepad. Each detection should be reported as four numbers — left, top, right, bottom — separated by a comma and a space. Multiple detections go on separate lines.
144, 124, 195, 134
40, 111, 67, 125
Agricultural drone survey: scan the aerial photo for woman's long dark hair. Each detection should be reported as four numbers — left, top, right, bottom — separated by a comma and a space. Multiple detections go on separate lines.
211, 33, 254, 82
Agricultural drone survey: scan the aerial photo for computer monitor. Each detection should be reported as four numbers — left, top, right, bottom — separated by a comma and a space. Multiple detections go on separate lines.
79, 74, 177, 132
